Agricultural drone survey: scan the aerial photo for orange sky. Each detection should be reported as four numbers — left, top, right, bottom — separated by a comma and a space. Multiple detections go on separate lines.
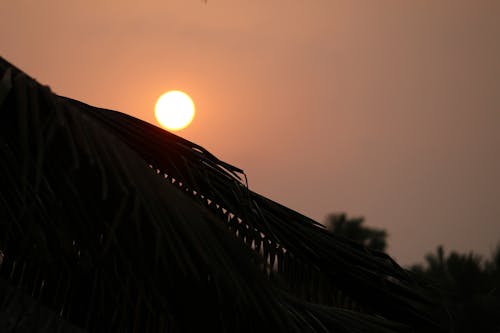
2, 0, 500, 265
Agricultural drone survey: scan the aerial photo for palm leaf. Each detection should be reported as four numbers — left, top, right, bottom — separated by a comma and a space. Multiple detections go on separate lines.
0, 57, 445, 332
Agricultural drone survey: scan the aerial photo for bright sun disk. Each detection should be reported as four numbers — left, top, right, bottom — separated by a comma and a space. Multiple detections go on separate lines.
155, 90, 195, 131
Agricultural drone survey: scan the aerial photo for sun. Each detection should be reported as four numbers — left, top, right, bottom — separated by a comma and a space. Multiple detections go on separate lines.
154, 90, 195, 131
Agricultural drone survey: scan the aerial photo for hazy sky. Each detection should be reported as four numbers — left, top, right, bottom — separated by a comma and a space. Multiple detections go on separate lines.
2, 0, 499, 265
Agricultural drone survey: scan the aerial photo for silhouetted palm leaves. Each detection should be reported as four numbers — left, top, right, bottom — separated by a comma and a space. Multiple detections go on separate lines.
0, 57, 444, 332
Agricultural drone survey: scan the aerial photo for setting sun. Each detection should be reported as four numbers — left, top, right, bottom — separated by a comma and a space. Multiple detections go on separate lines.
154, 90, 195, 131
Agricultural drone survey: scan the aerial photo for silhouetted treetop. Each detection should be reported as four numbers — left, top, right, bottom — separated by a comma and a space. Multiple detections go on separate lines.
326, 213, 387, 252
410, 245, 500, 333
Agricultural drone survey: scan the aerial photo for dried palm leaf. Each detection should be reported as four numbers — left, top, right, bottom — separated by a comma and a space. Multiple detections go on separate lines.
0, 57, 445, 332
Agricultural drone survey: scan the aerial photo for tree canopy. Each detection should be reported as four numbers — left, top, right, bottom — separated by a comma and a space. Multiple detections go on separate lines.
326, 213, 387, 252
325, 212, 500, 333
410, 246, 500, 333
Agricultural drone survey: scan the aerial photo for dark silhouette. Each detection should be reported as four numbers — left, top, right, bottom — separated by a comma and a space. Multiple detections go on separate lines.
326, 212, 500, 332
0, 57, 444, 332
410, 245, 500, 333
326, 213, 387, 252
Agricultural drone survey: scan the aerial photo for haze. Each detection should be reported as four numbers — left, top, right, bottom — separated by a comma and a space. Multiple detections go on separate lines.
2, 0, 499, 265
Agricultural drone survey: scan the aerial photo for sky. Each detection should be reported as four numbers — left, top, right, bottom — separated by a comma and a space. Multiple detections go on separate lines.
2, 0, 499, 265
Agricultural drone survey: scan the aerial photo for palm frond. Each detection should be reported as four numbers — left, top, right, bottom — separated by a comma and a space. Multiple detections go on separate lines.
0, 57, 445, 332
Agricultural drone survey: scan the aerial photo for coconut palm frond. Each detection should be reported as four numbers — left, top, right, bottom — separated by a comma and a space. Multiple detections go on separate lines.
0, 57, 444, 332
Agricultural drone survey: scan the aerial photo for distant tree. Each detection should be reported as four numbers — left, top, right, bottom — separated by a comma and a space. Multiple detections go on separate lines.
410, 245, 500, 333
325, 213, 387, 252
